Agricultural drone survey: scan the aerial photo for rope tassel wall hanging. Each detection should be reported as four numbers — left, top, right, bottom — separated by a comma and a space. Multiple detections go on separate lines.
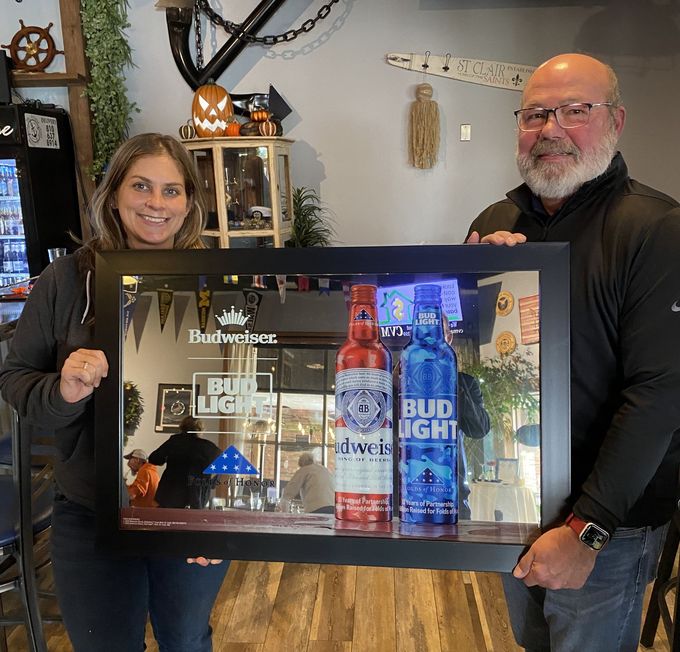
409, 82, 440, 169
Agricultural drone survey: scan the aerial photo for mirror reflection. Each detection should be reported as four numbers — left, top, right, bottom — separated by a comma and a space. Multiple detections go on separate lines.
120, 271, 541, 540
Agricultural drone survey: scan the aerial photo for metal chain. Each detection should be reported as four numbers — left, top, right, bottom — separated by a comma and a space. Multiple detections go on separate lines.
197, 0, 340, 45
194, 0, 204, 69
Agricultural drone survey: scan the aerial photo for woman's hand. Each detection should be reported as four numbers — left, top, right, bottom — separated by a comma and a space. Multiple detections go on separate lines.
187, 557, 224, 566
59, 348, 109, 404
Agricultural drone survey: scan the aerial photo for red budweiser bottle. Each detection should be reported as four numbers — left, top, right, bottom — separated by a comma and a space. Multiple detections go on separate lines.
335, 284, 393, 521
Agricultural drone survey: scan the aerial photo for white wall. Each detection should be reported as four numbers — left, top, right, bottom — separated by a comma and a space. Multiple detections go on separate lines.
3, 1, 679, 245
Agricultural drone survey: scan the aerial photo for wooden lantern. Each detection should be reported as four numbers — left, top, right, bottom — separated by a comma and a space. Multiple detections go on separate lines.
192, 81, 234, 138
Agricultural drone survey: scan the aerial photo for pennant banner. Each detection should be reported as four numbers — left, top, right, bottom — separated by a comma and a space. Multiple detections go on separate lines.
123, 292, 137, 340
122, 275, 139, 340
196, 275, 212, 334
173, 294, 191, 342
342, 281, 351, 309
297, 276, 310, 292
157, 289, 174, 332
318, 278, 330, 296
251, 274, 266, 289
276, 274, 286, 304
243, 290, 262, 330
132, 295, 152, 353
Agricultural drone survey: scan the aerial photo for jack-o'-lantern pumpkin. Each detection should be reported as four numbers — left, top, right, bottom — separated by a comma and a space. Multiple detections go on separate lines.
192, 81, 234, 137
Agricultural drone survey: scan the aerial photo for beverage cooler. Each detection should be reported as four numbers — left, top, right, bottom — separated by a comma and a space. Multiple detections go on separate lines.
0, 103, 81, 285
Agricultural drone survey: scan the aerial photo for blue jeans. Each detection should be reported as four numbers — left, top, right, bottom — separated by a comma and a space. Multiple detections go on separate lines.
51, 494, 229, 652
502, 524, 666, 652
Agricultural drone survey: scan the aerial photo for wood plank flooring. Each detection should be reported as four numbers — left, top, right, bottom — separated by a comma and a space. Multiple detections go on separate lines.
2, 561, 672, 651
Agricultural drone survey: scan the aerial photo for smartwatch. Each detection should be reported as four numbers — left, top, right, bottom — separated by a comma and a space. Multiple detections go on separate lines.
565, 513, 610, 551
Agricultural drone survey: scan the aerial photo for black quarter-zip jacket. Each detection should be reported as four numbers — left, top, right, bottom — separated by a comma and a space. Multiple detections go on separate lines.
468, 153, 680, 534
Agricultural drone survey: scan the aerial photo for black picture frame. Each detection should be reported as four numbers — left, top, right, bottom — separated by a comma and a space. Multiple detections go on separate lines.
154, 383, 197, 433
95, 244, 571, 572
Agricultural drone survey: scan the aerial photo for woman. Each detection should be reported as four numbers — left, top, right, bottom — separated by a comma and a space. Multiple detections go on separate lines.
150, 416, 222, 509
0, 134, 228, 652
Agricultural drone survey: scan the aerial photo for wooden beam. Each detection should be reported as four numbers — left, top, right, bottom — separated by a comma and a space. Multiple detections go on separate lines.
59, 0, 95, 238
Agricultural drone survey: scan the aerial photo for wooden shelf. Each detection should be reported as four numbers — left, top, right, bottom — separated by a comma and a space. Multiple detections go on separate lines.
10, 71, 87, 88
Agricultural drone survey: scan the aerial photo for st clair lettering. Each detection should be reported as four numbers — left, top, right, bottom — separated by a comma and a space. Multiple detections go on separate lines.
401, 399, 456, 440
187, 329, 277, 345
196, 377, 267, 415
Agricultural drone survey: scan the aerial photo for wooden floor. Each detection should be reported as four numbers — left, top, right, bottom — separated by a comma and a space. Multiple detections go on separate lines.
2, 561, 673, 651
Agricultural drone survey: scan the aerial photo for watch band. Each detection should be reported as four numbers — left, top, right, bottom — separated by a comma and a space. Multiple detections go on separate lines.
566, 512, 610, 551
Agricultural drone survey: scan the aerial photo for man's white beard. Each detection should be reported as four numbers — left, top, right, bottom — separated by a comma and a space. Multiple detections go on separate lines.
516, 127, 618, 201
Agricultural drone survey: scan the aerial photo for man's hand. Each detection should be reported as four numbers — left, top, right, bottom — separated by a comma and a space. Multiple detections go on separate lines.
466, 230, 527, 246
59, 348, 109, 404
513, 525, 598, 590
187, 557, 224, 566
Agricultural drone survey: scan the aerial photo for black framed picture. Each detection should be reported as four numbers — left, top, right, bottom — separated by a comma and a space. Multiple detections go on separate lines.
95, 244, 570, 571
155, 384, 197, 433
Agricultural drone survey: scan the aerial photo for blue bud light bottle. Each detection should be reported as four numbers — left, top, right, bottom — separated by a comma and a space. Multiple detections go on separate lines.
399, 283, 458, 524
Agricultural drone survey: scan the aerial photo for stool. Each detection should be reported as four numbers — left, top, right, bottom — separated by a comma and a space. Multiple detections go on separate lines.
0, 411, 60, 652
640, 510, 680, 650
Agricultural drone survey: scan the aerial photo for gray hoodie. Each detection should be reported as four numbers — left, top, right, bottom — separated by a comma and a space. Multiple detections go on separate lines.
0, 253, 97, 509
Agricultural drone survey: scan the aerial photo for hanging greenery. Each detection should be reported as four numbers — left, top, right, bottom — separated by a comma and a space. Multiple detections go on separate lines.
80, 0, 137, 179
466, 351, 540, 446
123, 380, 144, 438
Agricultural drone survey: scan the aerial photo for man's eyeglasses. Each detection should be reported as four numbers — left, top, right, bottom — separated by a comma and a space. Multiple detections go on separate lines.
514, 102, 613, 132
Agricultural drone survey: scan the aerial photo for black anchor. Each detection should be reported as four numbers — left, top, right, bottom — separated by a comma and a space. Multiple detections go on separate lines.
163, 0, 292, 119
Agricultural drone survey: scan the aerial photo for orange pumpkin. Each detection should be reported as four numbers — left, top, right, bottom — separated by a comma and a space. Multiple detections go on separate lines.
226, 119, 241, 137
192, 81, 234, 137
250, 108, 270, 122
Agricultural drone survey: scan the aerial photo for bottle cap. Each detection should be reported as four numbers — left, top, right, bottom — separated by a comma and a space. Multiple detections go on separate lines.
350, 284, 376, 304
414, 283, 441, 302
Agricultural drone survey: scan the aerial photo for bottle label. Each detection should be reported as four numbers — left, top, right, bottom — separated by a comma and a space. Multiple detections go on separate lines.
400, 359, 458, 524
335, 368, 393, 519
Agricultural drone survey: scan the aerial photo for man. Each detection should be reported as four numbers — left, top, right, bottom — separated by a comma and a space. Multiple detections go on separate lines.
281, 453, 335, 514
125, 448, 159, 508
467, 53, 680, 651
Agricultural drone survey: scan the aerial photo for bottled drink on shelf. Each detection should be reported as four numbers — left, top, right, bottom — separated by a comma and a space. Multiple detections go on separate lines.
399, 284, 458, 525
335, 284, 393, 522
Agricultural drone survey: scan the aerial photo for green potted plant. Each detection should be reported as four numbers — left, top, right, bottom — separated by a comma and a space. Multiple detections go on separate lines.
466, 351, 539, 456
286, 187, 335, 247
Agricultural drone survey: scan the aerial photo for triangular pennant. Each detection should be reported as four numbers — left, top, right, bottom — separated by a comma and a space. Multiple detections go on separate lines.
251, 274, 266, 289
157, 288, 174, 332
123, 292, 137, 340
342, 281, 352, 309
242, 290, 262, 330
132, 295, 152, 353
204, 445, 259, 475
297, 276, 310, 292
318, 278, 330, 295
173, 294, 190, 342
196, 278, 212, 334
276, 274, 286, 304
